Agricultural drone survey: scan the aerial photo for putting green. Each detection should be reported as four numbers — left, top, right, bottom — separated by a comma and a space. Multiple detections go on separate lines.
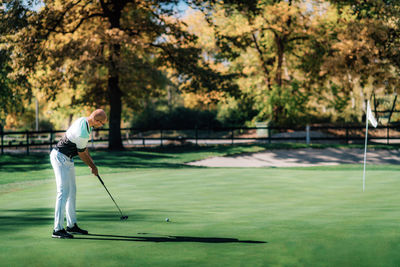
1, 165, 400, 266
1, 146, 400, 266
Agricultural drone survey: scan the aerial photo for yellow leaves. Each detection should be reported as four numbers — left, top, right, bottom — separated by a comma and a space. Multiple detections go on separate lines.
207, 6, 253, 36
317, 11, 399, 119
184, 10, 217, 51
318, 69, 327, 77
5, 114, 18, 129
242, 64, 259, 76
259, 1, 309, 35
326, 18, 388, 78
105, 28, 127, 42
182, 91, 225, 109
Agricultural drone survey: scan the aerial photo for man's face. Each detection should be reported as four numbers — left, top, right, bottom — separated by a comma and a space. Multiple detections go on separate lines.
93, 117, 107, 128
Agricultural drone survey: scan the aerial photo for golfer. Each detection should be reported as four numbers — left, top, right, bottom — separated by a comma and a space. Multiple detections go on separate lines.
50, 109, 107, 239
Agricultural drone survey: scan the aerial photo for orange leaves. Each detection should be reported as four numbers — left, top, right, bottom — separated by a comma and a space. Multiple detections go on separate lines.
323, 17, 394, 85
182, 91, 225, 109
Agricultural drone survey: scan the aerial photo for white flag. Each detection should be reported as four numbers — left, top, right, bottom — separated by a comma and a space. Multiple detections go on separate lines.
367, 100, 378, 128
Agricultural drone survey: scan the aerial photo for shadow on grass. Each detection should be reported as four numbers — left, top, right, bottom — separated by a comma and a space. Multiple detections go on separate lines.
86, 146, 230, 169
0, 208, 188, 232
0, 208, 143, 232
0, 143, 341, 173
2, 143, 400, 173
1, 144, 250, 173
0, 154, 51, 173
73, 233, 266, 244
0, 208, 266, 244
0, 208, 54, 232
0, 146, 203, 173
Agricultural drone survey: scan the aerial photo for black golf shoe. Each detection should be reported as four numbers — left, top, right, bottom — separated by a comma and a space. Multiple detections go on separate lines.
66, 223, 88, 235
52, 229, 74, 239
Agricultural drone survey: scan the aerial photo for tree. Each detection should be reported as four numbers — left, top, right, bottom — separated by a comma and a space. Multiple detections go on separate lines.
191, 0, 333, 125
312, 0, 400, 122
0, 0, 30, 125
189, 0, 400, 125
8, 0, 236, 149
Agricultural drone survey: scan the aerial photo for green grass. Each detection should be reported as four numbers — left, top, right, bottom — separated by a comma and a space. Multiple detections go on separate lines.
1, 143, 398, 185
1, 145, 400, 266
0, 145, 269, 185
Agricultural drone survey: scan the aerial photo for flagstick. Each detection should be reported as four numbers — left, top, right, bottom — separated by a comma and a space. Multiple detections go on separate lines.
362, 113, 369, 192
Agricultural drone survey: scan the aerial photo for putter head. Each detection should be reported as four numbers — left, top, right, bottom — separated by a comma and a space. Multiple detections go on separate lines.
120, 216, 128, 220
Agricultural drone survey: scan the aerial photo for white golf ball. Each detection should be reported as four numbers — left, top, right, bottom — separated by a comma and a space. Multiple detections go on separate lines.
165, 218, 170, 222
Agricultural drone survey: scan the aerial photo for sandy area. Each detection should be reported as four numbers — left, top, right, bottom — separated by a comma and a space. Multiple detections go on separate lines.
186, 148, 400, 167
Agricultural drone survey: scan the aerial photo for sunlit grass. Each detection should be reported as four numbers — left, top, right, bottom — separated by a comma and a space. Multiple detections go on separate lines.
1, 165, 400, 266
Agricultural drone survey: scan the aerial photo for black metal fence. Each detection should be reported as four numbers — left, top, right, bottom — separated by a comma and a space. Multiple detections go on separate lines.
1, 125, 399, 155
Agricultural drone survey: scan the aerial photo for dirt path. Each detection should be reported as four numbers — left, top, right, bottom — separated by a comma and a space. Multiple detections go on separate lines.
186, 148, 400, 167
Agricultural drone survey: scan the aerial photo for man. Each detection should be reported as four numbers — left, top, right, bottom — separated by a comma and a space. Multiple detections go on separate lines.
50, 109, 107, 239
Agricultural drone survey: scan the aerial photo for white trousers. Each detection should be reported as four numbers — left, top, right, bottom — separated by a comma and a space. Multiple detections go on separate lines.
50, 149, 77, 231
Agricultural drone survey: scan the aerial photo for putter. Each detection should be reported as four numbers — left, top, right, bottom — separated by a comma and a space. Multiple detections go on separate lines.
96, 174, 128, 220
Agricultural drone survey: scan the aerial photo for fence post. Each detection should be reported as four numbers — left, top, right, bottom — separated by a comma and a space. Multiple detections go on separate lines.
160, 129, 163, 147
231, 128, 234, 145
0, 125, 3, 155
345, 127, 349, 144
268, 127, 272, 144
387, 125, 390, 145
195, 127, 198, 146
26, 131, 29, 155
306, 124, 310, 145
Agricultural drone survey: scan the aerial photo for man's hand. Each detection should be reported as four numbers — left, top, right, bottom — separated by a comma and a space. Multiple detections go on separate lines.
91, 166, 98, 176
78, 148, 98, 177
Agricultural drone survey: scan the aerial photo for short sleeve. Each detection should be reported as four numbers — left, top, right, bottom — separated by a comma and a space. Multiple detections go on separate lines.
66, 117, 91, 150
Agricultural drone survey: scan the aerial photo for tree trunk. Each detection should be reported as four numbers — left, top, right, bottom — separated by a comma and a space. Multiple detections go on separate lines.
275, 37, 284, 87
108, 71, 124, 150
273, 36, 285, 124
105, 2, 124, 150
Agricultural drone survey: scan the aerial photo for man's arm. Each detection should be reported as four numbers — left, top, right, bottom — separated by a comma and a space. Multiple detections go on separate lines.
78, 148, 98, 176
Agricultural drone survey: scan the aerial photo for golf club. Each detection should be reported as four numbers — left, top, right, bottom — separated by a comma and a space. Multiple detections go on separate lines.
96, 174, 128, 220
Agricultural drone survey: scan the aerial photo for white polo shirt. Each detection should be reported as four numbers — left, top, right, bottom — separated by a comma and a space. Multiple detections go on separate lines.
66, 117, 92, 151
55, 117, 92, 158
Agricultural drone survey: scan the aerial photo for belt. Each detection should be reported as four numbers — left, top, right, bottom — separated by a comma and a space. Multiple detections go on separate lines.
54, 147, 74, 159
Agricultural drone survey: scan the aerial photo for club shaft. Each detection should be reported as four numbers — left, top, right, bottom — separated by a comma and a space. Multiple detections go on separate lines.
97, 175, 124, 216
